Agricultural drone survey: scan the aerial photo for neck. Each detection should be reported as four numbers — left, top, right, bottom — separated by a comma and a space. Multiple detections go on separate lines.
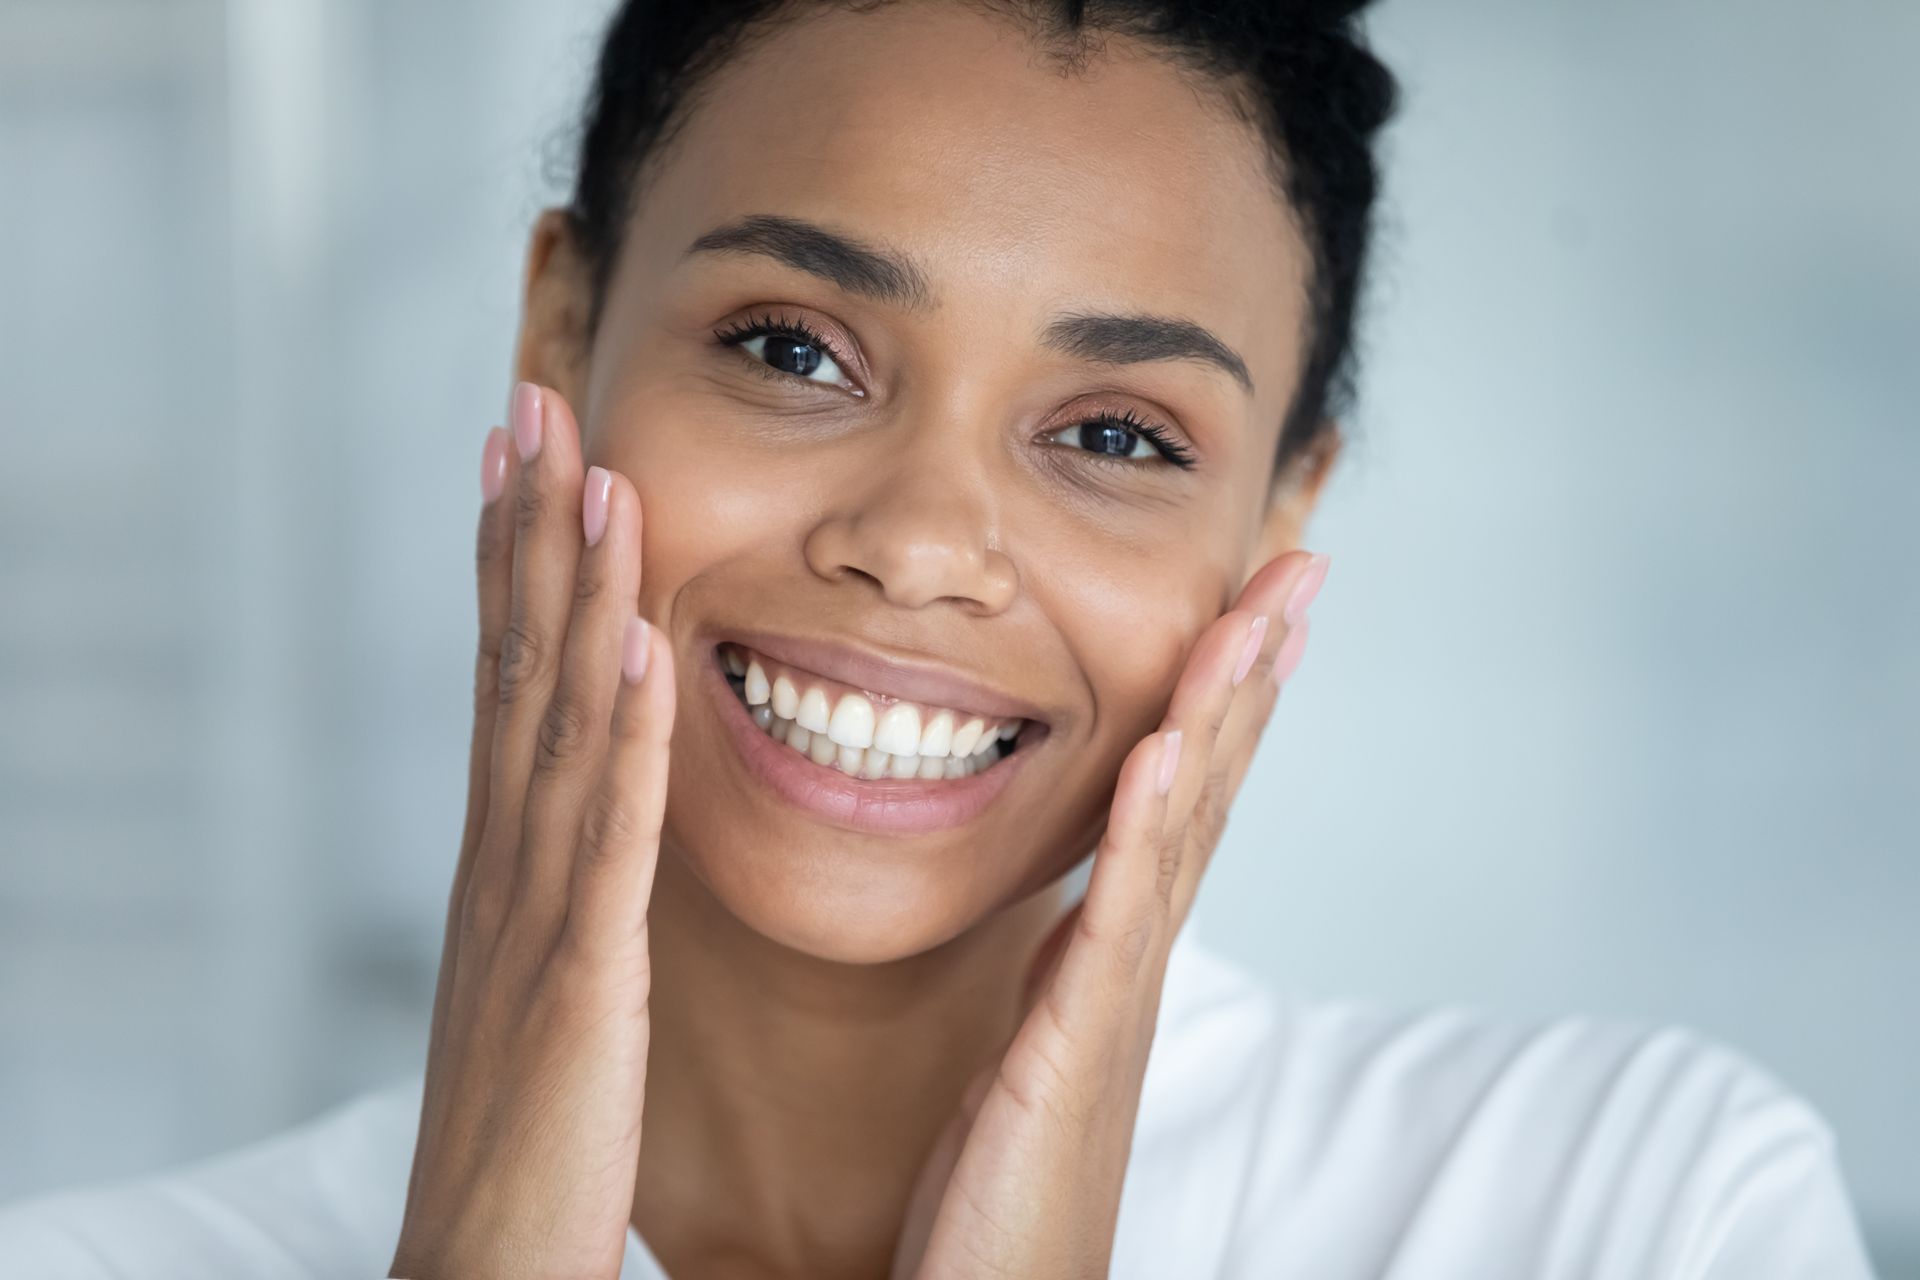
631, 842, 1068, 1279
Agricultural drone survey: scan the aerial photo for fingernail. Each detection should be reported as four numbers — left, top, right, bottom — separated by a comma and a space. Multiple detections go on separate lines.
1232, 614, 1268, 687
480, 427, 508, 504
583, 465, 612, 546
1283, 552, 1330, 626
622, 615, 651, 684
511, 381, 544, 460
1156, 730, 1182, 796
1272, 613, 1310, 685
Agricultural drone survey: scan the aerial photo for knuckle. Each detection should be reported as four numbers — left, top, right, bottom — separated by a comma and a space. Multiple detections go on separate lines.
1192, 769, 1229, 840
1155, 820, 1188, 907
1111, 907, 1159, 975
577, 790, 641, 868
572, 566, 605, 609
513, 481, 549, 531
533, 688, 596, 776
460, 870, 511, 943
495, 620, 547, 706
555, 904, 653, 985
472, 650, 500, 712
475, 506, 510, 568
1076, 901, 1157, 980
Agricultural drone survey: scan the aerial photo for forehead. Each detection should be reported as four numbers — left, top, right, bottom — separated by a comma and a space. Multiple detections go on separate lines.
640, 2, 1311, 409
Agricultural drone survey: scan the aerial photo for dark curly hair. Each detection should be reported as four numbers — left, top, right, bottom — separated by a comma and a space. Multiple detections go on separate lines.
563, 0, 1397, 476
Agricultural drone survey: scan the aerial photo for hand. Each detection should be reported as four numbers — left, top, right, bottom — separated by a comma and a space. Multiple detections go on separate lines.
891, 551, 1325, 1280
390, 384, 674, 1280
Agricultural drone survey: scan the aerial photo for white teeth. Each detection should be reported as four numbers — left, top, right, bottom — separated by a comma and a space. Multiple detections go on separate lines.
796, 686, 831, 735
873, 702, 922, 755
949, 717, 986, 757
827, 693, 876, 749
771, 674, 799, 720
920, 711, 954, 757
730, 648, 1028, 780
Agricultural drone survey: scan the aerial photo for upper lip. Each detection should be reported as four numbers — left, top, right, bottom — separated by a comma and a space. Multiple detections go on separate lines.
717, 628, 1051, 723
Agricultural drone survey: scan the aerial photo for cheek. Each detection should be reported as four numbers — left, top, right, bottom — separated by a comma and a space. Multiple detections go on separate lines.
1043, 531, 1231, 739
594, 392, 816, 612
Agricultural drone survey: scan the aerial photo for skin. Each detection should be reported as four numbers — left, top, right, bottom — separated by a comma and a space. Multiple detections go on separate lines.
393, 4, 1340, 1277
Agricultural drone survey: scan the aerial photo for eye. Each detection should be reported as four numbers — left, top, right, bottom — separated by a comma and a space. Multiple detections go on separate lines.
1045, 408, 1196, 469
715, 312, 861, 394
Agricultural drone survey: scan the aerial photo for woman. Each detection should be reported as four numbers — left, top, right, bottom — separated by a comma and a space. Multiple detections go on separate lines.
0, 1, 1878, 1276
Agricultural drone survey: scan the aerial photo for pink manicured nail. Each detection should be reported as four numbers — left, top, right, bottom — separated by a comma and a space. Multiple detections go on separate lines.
1272, 614, 1311, 684
1232, 614, 1268, 687
480, 427, 508, 504
583, 466, 612, 546
1156, 730, 1183, 796
621, 616, 651, 684
1283, 552, 1330, 626
511, 381, 544, 460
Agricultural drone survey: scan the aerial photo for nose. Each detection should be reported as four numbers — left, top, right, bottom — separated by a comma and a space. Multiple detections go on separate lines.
802, 441, 1018, 615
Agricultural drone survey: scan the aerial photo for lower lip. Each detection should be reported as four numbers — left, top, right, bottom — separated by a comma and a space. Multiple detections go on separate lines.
705, 652, 1032, 836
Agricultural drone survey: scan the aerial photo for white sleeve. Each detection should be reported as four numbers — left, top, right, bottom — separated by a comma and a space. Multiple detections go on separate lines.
1695, 1130, 1880, 1280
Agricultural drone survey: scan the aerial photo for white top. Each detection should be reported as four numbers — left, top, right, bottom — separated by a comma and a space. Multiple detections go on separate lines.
0, 926, 1878, 1278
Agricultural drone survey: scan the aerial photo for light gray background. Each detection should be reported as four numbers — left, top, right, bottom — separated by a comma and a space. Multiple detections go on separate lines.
1, 0, 1913, 1272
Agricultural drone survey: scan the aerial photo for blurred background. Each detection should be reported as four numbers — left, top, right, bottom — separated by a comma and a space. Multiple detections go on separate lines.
1, 0, 1914, 1271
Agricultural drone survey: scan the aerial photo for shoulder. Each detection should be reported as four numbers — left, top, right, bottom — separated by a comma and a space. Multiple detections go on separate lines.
0, 1074, 424, 1279
1120, 927, 1875, 1279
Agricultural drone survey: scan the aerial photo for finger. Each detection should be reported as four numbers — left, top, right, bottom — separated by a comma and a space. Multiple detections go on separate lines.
1203, 550, 1325, 794
1222, 674, 1281, 800
432, 426, 516, 1049
1020, 900, 1082, 1019
1228, 551, 1325, 689
1072, 730, 1179, 985
567, 616, 676, 958
515, 463, 644, 909
1164, 551, 1325, 920
1147, 607, 1264, 905
483, 382, 587, 907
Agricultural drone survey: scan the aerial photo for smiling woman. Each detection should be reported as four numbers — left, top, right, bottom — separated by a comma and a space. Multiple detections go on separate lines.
0, 1, 1881, 1278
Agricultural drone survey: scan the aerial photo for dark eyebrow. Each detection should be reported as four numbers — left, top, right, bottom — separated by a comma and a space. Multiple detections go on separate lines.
1042, 311, 1254, 396
685, 215, 1250, 394
683, 214, 933, 310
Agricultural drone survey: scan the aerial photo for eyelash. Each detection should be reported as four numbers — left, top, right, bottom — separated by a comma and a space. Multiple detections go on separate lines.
711, 312, 1197, 470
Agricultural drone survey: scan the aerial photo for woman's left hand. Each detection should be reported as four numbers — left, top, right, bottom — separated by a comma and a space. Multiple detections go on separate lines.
891, 549, 1329, 1280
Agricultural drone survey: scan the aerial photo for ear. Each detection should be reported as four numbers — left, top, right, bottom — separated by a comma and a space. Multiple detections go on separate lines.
512, 207, 595, 413
1247, 426, 1342, 583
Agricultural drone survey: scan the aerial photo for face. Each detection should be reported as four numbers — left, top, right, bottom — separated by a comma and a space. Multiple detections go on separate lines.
518, 2, 1327, 964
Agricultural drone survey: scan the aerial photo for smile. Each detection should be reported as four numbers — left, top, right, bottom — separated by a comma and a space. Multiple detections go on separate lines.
718, 643, 1031, 781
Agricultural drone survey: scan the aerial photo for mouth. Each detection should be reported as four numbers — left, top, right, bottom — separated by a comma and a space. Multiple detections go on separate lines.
701, 633, 1051, 837
717, 642, 1036, 781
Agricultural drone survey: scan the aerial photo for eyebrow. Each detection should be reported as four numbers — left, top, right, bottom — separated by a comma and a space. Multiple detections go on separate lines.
1042, 312, 1254, 396
685, 213, 1253, 395
684, 214, 933, 310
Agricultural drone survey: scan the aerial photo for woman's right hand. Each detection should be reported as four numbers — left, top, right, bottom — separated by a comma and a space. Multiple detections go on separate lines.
390, 383, 675, 1280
